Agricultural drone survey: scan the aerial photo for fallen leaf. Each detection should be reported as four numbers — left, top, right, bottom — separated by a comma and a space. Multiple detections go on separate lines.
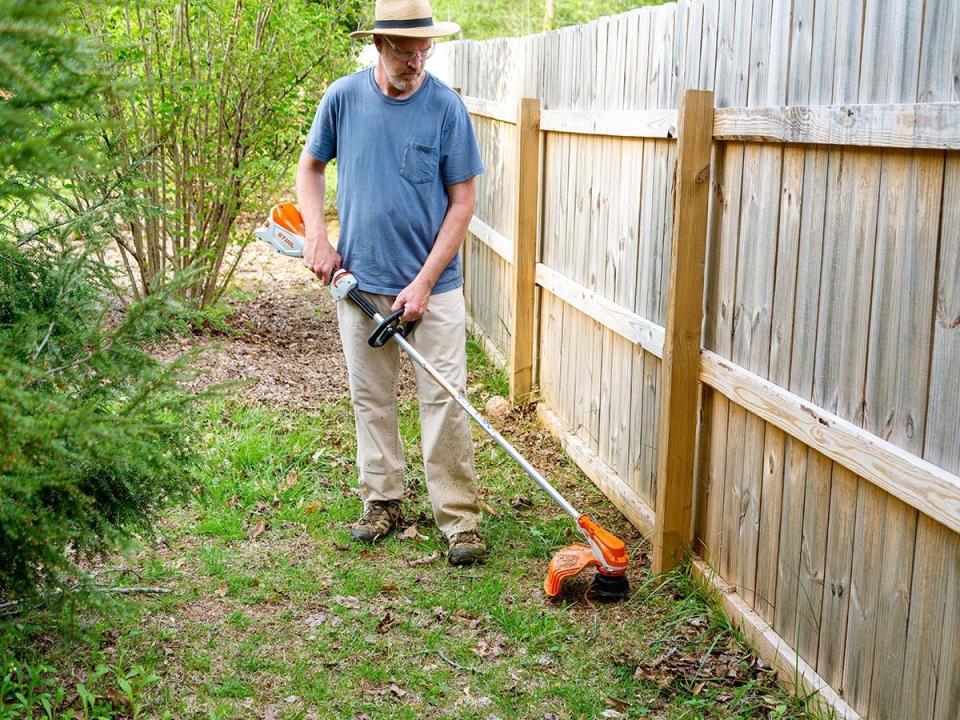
377, 611, 397, 633
689, 616, 707, 628
452, 609, 480, 626
388, 684, 407, 699
305, 611, 327, 628
280, 468, 299, 491
478, 500, 499, 517
509, 495, 533, 510
284, 695, 299, 703
407, 550, 440, 567
332, 595, 361, 610
379, 584, 399, 594
400, 524, 428, 541
692, 681, 706, 695
605, 696, 630, 711
304, 500, 323, 514
360, 550, 378, 559
600, 711, 625, 719
333, 541, 350, 551
431, 605, 448, 620
648, 647, 679, 668
472, 639, 503, 658
215, 582, 228, 597
250, 519, 267, 539
472, 640, 490, 657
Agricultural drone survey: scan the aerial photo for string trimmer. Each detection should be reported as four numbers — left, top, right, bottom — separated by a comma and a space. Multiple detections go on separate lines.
255, 203, 631, 601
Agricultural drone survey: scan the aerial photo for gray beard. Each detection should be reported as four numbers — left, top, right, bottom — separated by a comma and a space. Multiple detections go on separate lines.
388, 71, 423, 94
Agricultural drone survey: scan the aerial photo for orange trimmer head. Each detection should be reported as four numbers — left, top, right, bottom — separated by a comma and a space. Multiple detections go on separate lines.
544, 514, 630, 601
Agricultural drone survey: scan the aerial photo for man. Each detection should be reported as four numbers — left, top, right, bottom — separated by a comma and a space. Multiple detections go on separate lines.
296, 0, 486, 565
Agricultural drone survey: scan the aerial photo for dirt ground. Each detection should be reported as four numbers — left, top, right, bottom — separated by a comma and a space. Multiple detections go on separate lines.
153, 222, 421, 408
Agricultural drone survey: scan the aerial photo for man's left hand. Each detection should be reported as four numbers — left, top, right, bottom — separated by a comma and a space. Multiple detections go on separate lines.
392, 280, 432, 322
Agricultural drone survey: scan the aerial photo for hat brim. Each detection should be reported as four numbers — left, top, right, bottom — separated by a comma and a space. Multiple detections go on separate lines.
350, 21, 460, 39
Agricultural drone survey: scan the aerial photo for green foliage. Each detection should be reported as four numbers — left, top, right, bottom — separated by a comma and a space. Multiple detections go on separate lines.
0, 238, 200, 598
0, 615, 162, 720
71, 0, 364, 306
431, 0, 669, 40
0, 0, 202, 600
0, 0, 110, 202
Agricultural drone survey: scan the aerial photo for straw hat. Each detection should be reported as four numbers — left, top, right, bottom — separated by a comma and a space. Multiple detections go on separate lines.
350, 0, 460, 39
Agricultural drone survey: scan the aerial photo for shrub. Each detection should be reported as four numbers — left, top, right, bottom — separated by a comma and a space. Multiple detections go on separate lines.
71, 0, 364, 307
0, 0, 202, 599
0, 238, 200, 598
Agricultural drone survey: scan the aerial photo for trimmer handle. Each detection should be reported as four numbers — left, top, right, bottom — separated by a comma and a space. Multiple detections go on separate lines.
329, 269, 416, 347
368, 309, 416, 348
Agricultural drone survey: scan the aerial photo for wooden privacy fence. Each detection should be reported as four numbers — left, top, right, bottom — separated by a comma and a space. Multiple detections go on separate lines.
436, 1, 960, 719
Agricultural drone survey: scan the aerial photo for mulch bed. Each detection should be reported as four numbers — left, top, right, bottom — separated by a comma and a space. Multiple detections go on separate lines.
153, 235, 418, 408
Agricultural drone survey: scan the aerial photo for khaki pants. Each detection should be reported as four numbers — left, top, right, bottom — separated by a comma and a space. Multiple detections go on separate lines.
337, 287, 479, 537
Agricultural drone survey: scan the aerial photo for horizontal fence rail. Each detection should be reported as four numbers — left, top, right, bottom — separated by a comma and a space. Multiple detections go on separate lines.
467, 216, 511, 264
700, 351, 960, 535
535, 264, 666, 359
714, 102, 960, 149
539, 108, 679, 138
461, 95, 518, 124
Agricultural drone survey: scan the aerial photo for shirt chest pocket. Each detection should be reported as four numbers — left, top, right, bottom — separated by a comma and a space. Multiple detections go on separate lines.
400, 142, 440, 184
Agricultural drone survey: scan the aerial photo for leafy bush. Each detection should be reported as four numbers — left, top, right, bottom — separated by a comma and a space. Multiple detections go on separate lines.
0, 0, 202, 600
0, 238, 200, 599
0, 2, 110, 202
71, 0, 364, 307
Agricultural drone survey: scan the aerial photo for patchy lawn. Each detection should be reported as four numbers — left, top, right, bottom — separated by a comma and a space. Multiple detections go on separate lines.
0, 241, 820, 720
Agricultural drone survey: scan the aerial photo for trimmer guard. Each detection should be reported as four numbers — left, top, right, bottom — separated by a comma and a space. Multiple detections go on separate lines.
544, 514, 630, 599
543, 543, 599, 597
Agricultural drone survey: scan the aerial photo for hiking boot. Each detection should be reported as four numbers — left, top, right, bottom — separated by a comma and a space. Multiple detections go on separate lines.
447, 529, 487, 566
350, 500, 402, 543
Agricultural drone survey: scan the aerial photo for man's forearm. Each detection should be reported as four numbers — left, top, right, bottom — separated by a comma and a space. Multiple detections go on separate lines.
415, 176, 477, 290
295, 158, 328, 244
416, 200, 472, 288
296, 151, 340, 282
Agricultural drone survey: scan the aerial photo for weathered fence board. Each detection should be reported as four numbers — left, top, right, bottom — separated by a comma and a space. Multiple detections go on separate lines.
441, 2, 960, 718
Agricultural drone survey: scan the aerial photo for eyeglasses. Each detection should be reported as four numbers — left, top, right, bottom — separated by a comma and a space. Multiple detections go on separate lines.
381, 36, 435, 62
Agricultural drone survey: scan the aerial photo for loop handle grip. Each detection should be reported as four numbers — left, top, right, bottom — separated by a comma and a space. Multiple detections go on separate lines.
368, 308, 416, 348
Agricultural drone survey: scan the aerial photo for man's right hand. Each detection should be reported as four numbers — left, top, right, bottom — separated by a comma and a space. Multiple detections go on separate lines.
304, 237, 341, 285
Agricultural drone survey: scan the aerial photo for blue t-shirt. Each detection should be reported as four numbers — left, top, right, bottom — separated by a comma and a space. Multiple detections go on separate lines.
305, 68, 484, 296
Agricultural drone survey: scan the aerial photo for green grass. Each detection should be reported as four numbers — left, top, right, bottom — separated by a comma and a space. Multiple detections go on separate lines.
0, 343, 824, 719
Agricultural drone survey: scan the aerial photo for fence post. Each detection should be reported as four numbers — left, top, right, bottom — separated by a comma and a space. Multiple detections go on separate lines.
653, 89, 715, 575
509, 97, 541, 402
